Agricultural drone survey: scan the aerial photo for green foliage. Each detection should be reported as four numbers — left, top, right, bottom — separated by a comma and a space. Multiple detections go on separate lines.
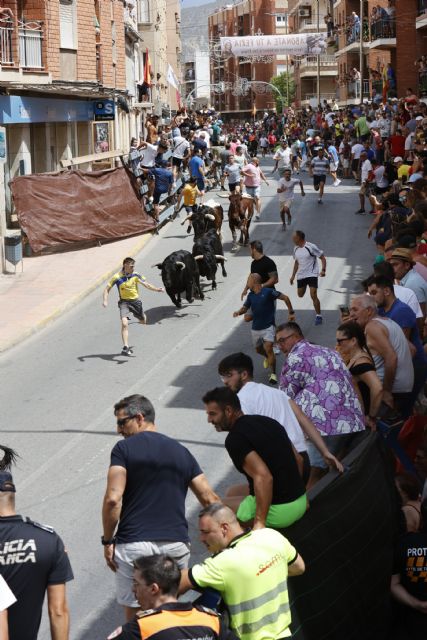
270, 72, 295, 111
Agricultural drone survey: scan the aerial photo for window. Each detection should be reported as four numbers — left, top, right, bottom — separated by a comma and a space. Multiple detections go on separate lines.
276, 64, 286, 74
137, 0, 151, 23
59, 0, 77, 49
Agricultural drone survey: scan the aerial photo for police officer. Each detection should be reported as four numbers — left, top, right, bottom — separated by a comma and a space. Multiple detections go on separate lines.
107, 554, 237, 640
0, 446, 74, 640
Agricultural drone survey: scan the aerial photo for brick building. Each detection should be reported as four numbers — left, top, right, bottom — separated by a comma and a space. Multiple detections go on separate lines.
208, 0, 282, 118
332, 0, 427, 105
288, 0, 337, 107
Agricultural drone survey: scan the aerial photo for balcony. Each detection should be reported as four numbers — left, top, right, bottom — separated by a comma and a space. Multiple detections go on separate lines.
417, 0, 427, 28
298, 55, 337, 78
299, 18, 327, 33
346, 79, 369, 102
302, 92, 336, 105
0, 15, 14, 65
337, 20, 370, 55
369, 18, 396, 49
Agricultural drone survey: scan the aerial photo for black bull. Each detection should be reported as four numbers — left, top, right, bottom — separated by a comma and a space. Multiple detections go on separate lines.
152, 250, 204, 308
192, 229, 227, 290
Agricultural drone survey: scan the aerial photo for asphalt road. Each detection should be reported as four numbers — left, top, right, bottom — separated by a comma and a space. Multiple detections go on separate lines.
0, 157, 376, 639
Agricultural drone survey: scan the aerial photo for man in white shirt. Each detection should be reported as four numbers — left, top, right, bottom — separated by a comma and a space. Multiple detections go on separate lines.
217, 352, 343, 485
172, 135, 190, 180
351, 140, 365, 181
356, 151, 373, 214
272, 141, 292, 173
290, 229, 327, 325
277, 168, 305, 229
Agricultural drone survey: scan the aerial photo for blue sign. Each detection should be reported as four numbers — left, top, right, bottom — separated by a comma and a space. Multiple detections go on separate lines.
0, 96, 94, 124
93, 99, 115, 121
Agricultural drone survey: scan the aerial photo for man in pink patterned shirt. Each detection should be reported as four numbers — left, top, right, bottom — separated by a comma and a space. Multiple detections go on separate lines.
241, 158, 269, 221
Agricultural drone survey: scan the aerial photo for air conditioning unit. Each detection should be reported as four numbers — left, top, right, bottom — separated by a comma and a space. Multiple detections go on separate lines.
299, 8, 311, 17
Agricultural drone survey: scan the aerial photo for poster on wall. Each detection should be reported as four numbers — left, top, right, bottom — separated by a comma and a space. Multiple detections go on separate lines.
220, 33, 327, 57
93, 122, 110, 154
0, 126, 6, 163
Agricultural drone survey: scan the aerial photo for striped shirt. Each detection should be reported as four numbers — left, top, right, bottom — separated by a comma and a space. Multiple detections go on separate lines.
311, 157, 330, 176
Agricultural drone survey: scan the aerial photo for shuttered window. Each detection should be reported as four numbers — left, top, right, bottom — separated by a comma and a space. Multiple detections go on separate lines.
60, 0, 77, 49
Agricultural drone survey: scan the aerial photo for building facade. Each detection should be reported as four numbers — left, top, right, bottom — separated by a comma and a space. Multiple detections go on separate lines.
288, 0, 337, 107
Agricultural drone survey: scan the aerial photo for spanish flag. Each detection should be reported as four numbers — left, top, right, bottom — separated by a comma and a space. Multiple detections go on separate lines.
382, 64, 388, 102
144, 49, 152, 86
252, 104, 257, 118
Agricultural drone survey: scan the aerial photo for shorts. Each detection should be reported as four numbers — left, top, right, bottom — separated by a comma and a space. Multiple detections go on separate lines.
306, 433, 361, 469
351, 159, 360, 172
114, 540, 191, 607
342, 158, 350, 169
237, 493, 307, 529
329, 161, 338, 172
251, 325, 276, 348
184, 204, 197, 214
313, 174, 326, 187
172, 157, 183, 168
196, 177, 205, 191
297, 277, 318, 290
245, 185, 261, 198
153, 190, 165, 205
229, 182, 239, 192
280, 199, 294, 209
118, 299, 144, 321
359, 182, 368, 196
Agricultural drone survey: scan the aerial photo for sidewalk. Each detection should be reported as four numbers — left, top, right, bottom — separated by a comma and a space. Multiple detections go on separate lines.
0, 232, 154, 352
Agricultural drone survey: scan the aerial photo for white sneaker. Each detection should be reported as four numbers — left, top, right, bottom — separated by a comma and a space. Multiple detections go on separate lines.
333, 179, 341, 187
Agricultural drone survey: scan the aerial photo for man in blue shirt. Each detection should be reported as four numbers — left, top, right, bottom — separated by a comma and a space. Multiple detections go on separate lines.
142, 160, 173, 222
390, 247, 427, 319
232, 273, 295, 385
189, 149, 206, 195
368, 275, 427, 417
327, 142, 341, 187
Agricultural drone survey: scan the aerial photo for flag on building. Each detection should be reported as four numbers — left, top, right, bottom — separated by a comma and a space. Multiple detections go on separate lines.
167, 64, 179, 90
252, 104, 257, 118
144, 49, 152, 86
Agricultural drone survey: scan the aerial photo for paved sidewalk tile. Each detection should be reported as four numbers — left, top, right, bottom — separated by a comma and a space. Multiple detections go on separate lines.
0, 233, 153, 352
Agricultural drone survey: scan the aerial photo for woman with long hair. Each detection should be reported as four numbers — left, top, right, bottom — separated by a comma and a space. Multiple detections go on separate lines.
336, 321, 383, 429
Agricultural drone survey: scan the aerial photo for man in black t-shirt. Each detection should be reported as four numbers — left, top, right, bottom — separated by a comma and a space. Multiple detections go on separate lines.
391, 498, 427, 639
202, 387, 307, 531
102, 394, 220, 622
107, 554, 237, 640
241, 240, 278, 301
0, 457, 73, 640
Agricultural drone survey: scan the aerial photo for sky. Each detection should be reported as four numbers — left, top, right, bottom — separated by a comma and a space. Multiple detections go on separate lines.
182, 0, 218, 6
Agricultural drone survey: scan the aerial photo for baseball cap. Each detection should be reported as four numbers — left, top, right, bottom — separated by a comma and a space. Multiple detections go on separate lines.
393, 156, 403, 164
416, 116, 423, 121
390, 247, 414, 263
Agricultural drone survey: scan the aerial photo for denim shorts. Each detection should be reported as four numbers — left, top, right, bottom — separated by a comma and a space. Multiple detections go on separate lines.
114, 540, 190, 606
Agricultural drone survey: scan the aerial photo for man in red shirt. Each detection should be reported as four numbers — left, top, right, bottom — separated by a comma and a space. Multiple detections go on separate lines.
386, 130, 406, 159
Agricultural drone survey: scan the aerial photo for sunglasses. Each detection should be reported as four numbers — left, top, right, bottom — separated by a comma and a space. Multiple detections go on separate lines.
116, 414, 138, 428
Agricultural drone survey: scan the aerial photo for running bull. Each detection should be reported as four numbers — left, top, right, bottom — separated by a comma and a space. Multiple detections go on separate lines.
152, 250, 204, 308
192, 228, 227, 290
181, 200, 224, 238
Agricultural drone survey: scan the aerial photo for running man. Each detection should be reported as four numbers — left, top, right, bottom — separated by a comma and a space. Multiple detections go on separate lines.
290, 230, 326, 326
103, 257, 164, 355
272, 140, 292, 174
277, 168, 305, 230
327, 141, 342, 187
233, 273, 295, 385
309, 147, 330, 204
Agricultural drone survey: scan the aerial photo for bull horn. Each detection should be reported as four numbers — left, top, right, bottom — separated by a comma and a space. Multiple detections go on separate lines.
194, 255, 204, 261
204, 213, 215, 221
151, 262, 162, 268
215, 255, 227, 261
175, 261, 186, 270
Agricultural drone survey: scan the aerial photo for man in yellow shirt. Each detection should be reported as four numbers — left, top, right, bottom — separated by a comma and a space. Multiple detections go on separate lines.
103, 257, 164, 355
394, 156, 411, 183
175, 177, 201, 216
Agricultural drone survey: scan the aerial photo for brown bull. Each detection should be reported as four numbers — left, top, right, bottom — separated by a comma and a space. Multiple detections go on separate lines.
228, 192, 254, 249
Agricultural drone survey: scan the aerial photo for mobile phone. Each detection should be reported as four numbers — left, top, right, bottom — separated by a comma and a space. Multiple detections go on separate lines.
339, 305, 349, 316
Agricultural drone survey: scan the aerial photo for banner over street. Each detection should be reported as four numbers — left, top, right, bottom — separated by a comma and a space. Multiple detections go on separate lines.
220, 33, 327, 57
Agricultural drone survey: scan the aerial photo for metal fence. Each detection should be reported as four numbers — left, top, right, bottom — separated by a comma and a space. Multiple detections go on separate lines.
18, 20, 43, 68
0, 16, 14, 65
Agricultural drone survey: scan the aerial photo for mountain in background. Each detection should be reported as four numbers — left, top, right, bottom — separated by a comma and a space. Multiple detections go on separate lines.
181, 0, 222, 62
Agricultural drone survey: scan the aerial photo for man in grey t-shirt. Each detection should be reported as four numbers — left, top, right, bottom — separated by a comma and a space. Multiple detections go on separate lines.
224, 155, 241, 192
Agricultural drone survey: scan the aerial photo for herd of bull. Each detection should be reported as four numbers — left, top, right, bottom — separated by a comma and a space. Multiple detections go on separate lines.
151, 192, 255, 308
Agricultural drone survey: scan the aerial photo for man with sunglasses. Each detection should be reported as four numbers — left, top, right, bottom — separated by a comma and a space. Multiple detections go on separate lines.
102, 394, 220, 622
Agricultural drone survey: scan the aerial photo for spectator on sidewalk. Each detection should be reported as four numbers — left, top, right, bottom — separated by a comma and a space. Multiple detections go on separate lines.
355, 151, 373, 214
390, 247, 427, 320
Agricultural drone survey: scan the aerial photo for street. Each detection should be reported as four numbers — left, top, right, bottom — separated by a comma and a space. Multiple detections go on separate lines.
0, 158, 375, 639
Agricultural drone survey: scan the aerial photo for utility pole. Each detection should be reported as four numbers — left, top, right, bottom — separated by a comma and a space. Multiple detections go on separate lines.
316, 0, 320, 106
285, 12, 289, 108
359, 0, 363, 105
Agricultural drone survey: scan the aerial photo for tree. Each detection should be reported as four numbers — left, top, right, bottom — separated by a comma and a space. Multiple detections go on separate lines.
270, 72, 295, 112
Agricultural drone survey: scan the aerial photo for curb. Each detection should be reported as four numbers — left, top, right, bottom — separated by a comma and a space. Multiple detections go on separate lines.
0, 231, 154, 354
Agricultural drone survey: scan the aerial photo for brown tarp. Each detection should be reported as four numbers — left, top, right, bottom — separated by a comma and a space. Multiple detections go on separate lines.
10, 167, 156, 253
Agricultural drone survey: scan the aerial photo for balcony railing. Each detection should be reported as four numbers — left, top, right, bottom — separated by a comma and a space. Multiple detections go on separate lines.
299, 55, 337, 68
0, 16, 14, 65
346, 79, 370, 100
345, 19, 370, 46
419, 70, 427, 98
18, 20, 43, 69
303, 93, 336, 103
370, 18, 395, 41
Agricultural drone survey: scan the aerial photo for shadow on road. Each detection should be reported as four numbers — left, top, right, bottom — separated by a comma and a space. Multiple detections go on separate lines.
77, 353, 131, 364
